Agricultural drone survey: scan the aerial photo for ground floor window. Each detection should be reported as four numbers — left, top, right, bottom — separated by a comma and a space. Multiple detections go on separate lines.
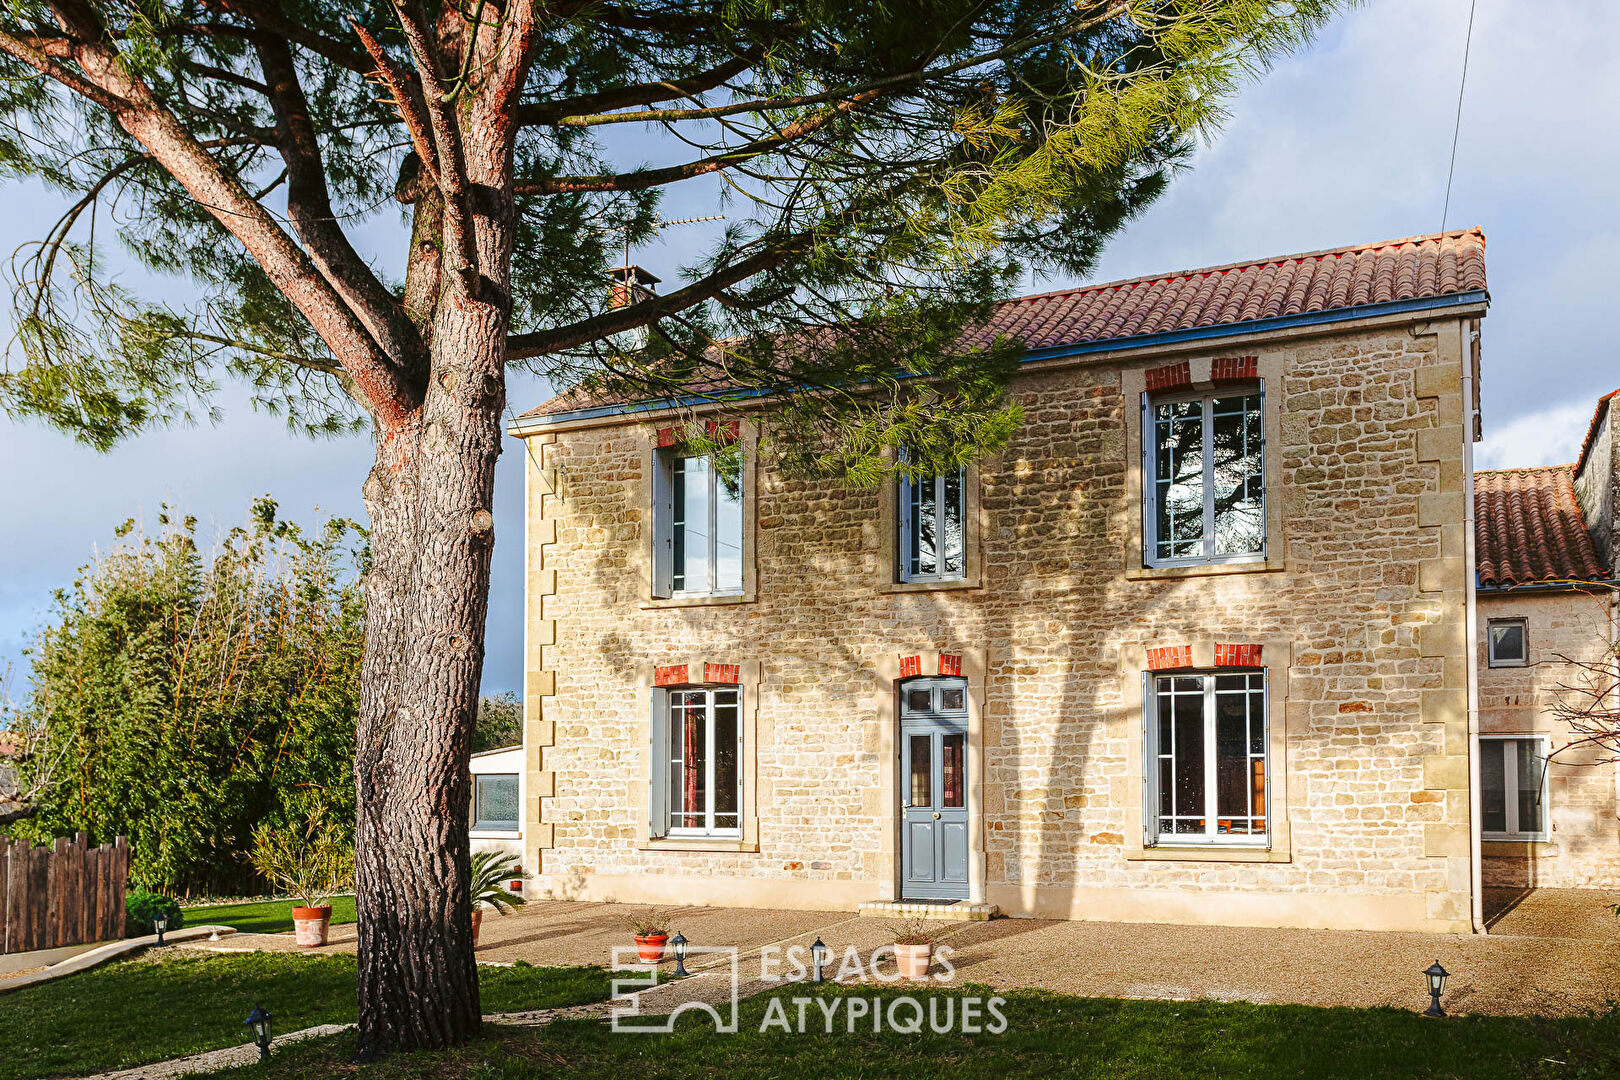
1147, 671, 1267, 845
665, 687, 741, 835
472, 773, 519, 833
1481, 735, 1548, 840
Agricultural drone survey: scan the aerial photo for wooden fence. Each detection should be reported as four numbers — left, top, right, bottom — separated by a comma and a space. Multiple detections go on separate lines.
0, 834, 129, 955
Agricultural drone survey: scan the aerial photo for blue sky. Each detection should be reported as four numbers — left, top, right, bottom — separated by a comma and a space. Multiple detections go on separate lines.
2, 0, 1615, 696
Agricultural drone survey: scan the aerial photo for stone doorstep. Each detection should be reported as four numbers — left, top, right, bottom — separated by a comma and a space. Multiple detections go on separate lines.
857, 901, 998, 922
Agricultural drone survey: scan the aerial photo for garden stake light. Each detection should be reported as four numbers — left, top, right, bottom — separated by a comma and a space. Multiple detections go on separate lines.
153, 914, 167, 946
1422, 961, 1450, 1017
244, 1004, 273, 1062
670, 931, 689, 977
812, 937, 830, 983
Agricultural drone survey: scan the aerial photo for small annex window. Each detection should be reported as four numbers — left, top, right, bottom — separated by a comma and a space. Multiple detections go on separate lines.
650, 686, 742, 837
1481, 735, 1549, 840
652, 444, 744, 598
1488, 618, 1529, 667
471, 774, 520, 834
1144, 671, 1268, 846
898, 466, 966, 583
1143, 389, 1264, 567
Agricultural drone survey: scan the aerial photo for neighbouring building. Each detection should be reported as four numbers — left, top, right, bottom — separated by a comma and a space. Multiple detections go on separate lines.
500, 227, 1616, 934
1474, 396, 1619, 894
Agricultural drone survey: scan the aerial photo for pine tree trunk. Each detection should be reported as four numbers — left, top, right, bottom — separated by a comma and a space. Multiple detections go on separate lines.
352, 301, 507, 1055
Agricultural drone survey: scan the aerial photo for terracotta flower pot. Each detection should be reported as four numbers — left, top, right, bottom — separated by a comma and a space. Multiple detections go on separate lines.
292, 905, 333, 948
634, 933, 668, 965
894, 942, 932, 981
472, 909, 483, 946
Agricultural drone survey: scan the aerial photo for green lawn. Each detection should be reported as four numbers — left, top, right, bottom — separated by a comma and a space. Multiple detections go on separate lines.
0, 952, 618, 1080
182, 895, 359, 935
201, 984, 1620, 1080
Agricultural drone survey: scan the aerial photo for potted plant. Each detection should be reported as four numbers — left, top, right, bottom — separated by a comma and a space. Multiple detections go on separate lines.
624, 912, 671, 965
469, 850, 529, 945
892, 921, 936, 982
250, 818, 353, 948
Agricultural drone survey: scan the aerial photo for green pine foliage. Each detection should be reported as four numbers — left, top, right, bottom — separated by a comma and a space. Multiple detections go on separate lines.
10, 497, 365, 895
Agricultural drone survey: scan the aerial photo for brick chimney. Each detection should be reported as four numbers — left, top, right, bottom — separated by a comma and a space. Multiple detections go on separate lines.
607, 265, 660, 309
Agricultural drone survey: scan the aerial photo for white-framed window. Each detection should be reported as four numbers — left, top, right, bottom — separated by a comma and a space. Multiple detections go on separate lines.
652, 447, 744, 597
899, 466, 965, 582
471, 773, 520, 833
1145, 671, 1268, 846
1481, 735, 1549, 840
652, 686, 741, 836
1488, 618, 1529, 667
1144, 389, 1264, 566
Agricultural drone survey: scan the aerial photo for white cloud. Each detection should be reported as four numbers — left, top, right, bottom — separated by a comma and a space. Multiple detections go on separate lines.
1475, 399, 1596, 470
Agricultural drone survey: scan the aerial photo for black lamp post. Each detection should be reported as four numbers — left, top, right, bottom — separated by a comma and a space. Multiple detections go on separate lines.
244, 1004, 273, 1062
811, 937, 830, 984
153, 913, 168, 946
670, 931, 688, 977
1422, 961, 1450, 1017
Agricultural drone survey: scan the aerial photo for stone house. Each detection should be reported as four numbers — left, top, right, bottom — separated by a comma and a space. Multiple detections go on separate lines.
498, 227, 1610, 935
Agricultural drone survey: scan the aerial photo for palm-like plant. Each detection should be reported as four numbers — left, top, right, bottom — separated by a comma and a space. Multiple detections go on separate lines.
469, 850, 528, 916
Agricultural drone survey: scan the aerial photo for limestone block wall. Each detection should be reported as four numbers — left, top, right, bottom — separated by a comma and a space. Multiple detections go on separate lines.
518, 316, 1479, 932
1574, 402, 1617, 572
1477, 589, 1620, 888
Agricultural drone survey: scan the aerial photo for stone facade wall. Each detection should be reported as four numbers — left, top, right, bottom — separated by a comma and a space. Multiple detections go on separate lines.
1478, 589, 1620, 889
518, 317, 1479, 932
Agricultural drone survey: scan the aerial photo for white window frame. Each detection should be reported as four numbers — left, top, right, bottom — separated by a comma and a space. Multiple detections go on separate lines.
651, 686, 743, 838
1143, 670, 1270, 848
1481, 734, 1550, 841
652, 446, 745, 598
1142, 386, 1266, 568
1487, 618, 1529, 668
898, 466, 967, 583
470, 773, 520, 835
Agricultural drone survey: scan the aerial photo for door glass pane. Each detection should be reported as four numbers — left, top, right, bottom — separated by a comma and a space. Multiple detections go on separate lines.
1515, 739, 1543, 834
908, 735, 932, 807
942, 469, 964, 575
1211, 395, 1264, 556
905, 688, 932, 712
1481, 742, 1507, 833
1214, 675, 1264, 835
678, 456, 711, 592
713, 453, 743, 592
939, 688, 965, 711
713, 690, 739, 829
674, 693, 707, 826
1157, 677, 1206, 834
941, 733, 965, 808
1155, 400, 1204, 560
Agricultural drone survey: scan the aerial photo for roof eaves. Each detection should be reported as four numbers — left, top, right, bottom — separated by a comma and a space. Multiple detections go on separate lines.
508, 288, 1488, 435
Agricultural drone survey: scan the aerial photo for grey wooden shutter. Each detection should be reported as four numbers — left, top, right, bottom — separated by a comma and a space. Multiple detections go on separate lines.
651, 448, 673, 597
648, 689, 669, 838
1142, 671, 1159, 846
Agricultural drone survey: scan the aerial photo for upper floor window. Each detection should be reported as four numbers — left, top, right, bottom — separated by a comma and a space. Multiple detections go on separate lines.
1481, 735, 1548, 840
899, 467, 965, 582
653, 447, 743, 597
1488, 618, 1528, 667
471, 773, 519, 834
1145, 390, 1264, 566
1146, 671, 1268, 846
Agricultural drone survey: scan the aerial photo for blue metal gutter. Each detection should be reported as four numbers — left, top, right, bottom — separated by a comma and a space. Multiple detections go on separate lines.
511, 289, 1490, 430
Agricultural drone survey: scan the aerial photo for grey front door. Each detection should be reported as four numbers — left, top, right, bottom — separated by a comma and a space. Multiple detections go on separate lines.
900, 678, 969, 901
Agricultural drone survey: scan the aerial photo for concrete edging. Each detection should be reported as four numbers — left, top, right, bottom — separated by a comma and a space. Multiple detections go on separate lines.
0, 925, 238, 994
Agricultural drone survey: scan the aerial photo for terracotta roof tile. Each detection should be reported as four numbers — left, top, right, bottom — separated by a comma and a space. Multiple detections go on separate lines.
520, 227, 1487, 420
1474, 466, 1609, 588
